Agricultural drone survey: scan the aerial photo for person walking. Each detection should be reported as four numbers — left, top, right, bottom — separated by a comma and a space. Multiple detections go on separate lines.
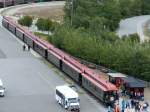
108, 105, 113, 112
28, 45, 30, 51
114, 103, 120, 112
131, 99, 135, 108
124, 106, 130, 112
121, 99, 126, 112
143, 102, 149, 112
23, 44, 26, 51
135, 101, 139, 112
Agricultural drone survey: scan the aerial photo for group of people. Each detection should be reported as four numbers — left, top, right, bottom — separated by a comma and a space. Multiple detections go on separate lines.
23, 44, 30, 51
129, 91, 144, 101
108, 77, 148, 112
108, 95, 149, 112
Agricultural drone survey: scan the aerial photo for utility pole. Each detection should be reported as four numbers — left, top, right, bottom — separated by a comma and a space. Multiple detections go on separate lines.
70, 0, 73, 26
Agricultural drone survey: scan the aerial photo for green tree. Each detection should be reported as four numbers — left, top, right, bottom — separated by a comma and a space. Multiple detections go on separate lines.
100, 0, 121, 30
119, 0, 132, 17
141, 0, 150, 14
130, 0, 142, 16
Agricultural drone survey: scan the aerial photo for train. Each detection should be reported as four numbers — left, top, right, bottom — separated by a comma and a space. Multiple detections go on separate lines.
0, 0, 34, 7
0, 0, 61, 7
2, 16, 118, 105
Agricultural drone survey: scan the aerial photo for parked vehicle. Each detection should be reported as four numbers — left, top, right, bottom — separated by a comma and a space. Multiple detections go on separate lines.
56, 85, 80, 111
0, 79, 5, 97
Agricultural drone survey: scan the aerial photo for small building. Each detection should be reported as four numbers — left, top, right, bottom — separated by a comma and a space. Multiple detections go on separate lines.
120, 76, 146, 98
108, 73, 146, 99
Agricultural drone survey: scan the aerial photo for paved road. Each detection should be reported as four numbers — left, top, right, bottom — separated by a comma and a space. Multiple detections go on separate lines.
0, 17, 106, 112
117, 15, 150, 42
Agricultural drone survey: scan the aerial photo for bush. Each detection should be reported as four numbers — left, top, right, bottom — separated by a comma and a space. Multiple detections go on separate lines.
36, 18, 58, 33
18, 16, 33, 27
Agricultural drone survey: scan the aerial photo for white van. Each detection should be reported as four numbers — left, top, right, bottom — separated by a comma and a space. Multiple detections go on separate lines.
0, 79, 5, 97
55, 85, 80, 111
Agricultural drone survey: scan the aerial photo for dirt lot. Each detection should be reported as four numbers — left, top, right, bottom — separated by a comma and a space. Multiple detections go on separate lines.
14, 5, 64, 22
0, 1, 65, 22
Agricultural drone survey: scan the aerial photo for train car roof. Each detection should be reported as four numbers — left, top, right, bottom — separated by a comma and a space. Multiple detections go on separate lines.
84, 68, 118, 91
107, 73, 127, 78
64, 56, 84, 71
82, 73, 107, 91
121, 77, 146, 88
82, 73, 117, 91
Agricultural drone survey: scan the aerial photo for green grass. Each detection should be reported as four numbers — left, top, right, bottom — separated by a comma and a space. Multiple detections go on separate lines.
34, 32, 49, 41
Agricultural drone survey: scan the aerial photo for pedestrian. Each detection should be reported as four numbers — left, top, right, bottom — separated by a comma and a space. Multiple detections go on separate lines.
141, 92, 144, 101
145, 102, 149, 108
108, 105, 113, 112
127, 99, 132, 109
140, 105, 144, 112
28, 45, 30, 51
23, 44, 26, 51
122, 99, 126, 112
130, 108, 135, 112
115, 92, 119, 100
124, 106, 130, 112
135, 101, 139, 112
143, 102, 149, 112
131, 99, 134, 108
135, 92, 138, 100
130, 91, 133, 99
114, 103, 120, 112
137, 92, 141, 100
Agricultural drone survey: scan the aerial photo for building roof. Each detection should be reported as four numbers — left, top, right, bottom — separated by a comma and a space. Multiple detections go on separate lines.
82, 72, 118, 91
121, 77, 146, 88
107, 73, 127, 78
56, 85, 78, 98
